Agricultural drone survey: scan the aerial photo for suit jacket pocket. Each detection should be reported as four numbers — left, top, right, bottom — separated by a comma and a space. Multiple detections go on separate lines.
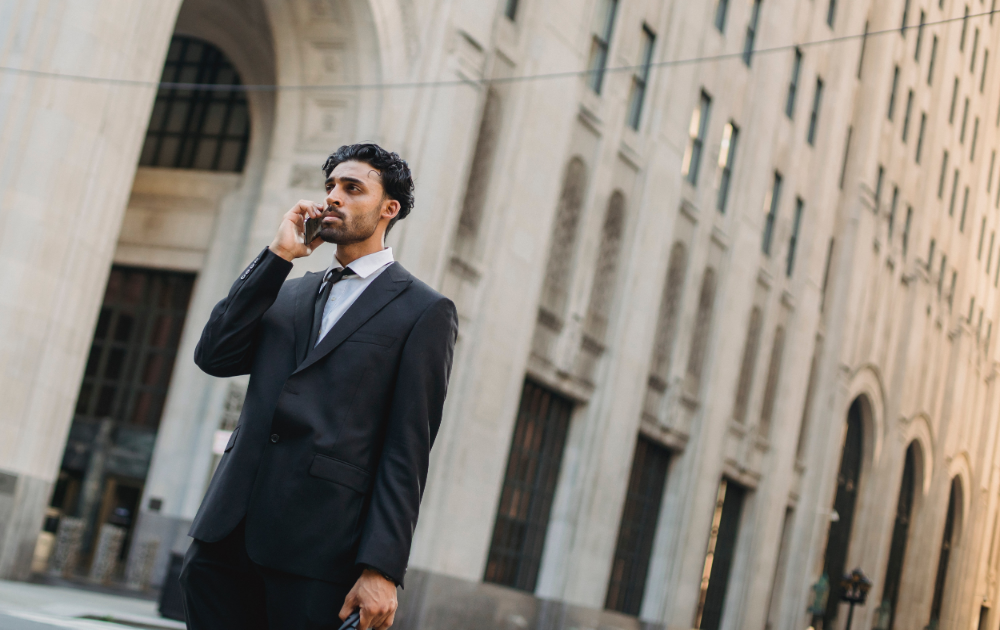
347, 332, 396, 347
224, 425, 241, 452
308, 454, 372, 493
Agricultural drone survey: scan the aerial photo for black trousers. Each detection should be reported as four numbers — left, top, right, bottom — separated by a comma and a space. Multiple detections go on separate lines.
180, 520, 352, 630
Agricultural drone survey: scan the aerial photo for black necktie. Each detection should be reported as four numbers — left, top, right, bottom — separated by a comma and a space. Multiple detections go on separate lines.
310, 267, 356, 349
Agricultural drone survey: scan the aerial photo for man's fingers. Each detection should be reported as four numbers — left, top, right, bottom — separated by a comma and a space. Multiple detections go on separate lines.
339, 590, 358, 621
359, 607, 375, 630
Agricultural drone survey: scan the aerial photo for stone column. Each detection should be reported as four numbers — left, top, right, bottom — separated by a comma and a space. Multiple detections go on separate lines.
0, 0, 181, 578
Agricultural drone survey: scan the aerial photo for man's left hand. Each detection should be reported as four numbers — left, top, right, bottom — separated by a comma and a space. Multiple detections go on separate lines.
340, 568, 397, 630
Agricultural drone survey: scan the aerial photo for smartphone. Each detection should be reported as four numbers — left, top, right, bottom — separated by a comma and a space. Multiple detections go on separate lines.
338, 609, 361, 630
304, 217, 323, 244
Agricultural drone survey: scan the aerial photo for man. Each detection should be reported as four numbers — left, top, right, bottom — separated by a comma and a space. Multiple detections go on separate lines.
180, 143, 458, 630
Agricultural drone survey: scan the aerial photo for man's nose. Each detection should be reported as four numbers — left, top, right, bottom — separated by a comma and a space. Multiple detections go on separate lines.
326, 189, 344, 208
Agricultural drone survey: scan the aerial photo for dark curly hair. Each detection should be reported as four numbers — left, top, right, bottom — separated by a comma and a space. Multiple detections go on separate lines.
322, 143, 414, 235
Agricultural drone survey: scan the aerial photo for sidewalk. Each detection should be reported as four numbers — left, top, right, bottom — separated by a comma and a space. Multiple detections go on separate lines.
0, 580, 184, 630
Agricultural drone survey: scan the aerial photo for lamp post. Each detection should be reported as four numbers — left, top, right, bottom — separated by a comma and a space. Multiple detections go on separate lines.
840, 569, 873, 630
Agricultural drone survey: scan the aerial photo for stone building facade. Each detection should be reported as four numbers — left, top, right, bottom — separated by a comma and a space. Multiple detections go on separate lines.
4, 0, 1000, 629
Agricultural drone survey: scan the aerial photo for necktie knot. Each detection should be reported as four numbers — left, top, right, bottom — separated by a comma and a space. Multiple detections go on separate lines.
321, 266, 356, 291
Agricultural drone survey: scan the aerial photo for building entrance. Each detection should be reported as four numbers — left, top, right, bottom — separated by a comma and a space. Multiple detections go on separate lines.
39, 267, 195, 581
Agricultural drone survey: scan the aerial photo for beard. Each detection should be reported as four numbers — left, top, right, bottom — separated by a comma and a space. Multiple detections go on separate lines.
318, 204, 380, 244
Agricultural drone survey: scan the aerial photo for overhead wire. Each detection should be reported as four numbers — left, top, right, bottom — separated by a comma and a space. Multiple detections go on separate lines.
0, 8, 996, 92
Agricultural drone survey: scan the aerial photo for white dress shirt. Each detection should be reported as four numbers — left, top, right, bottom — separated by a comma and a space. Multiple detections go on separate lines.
316, 247, 395, 346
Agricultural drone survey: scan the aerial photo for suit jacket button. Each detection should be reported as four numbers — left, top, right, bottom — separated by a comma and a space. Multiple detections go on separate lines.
270, 434, 280, 443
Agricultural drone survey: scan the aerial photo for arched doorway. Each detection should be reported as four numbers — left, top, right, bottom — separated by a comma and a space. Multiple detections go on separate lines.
929, 477, 962, 628
36, 34, 254, 583
875, 442, 918, 630
815, 397, 864, 629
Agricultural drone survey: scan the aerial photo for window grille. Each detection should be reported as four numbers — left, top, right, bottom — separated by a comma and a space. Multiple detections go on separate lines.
484, 380, 574, 592
74, 267, 195, 430
694, 479, 747, 630
139, 36, 250, 172
605, 437, 671, 616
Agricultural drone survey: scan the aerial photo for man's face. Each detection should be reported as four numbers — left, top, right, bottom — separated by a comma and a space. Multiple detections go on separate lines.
320, 160, 388, 244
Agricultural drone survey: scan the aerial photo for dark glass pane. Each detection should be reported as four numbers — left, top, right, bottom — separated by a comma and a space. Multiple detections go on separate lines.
96, 385, 116, 417
485, 380, 573, 592
75, 383, 93, 415
113, 315, 134, 343
93, 308, 112, 340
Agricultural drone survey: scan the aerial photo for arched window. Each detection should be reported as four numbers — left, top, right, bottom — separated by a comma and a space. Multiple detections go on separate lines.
649, 243, 688, 386
138, 36, 251, 172
758, 325, 786, 437
686, 267, 718, 390
539, 158, 588, 319
455, 88, 504, 258
930, 477, 962, 626
816, 399, 863, 629
584, 191, 627, 342
732, 307, 763, 424
879, 443, 918, 630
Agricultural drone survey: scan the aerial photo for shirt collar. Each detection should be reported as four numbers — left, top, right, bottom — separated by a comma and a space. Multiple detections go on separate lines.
325, 247, 394, 280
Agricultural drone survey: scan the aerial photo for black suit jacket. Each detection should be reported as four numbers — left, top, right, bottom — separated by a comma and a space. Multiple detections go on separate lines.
189, 248, 458, 587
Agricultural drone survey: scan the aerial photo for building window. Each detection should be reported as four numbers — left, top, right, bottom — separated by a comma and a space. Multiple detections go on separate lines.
743, 0, 763, 66
939, 150, 950, 198
455, 88, 504, 259
857, 21, 869, 78
758, 326, 786, 438
605, 437, 671, 616
694, 479, 747, 630
683, 92, 712, 185
874, 166, 885, 211
961, 5, 970, 50
928, 36, 938, 84
971, 117, 980, 161
938, 255, 947, 298
787, 198, 804, 276
950, 77, 960, 123
717, 122, 740, 213
807, 78, 824, 145
959, 97, 971, 141
732, 307, 763, 425
928, 238, 936, 272
540, 158, 588, 318
949, 270, 957, 309
980, 217, 988, 260
715, 0, 730, 32
584, 192, 627, 342
888, 66, 901, 120
902, 90, 914, 142
627, 26, 656, 130
827, 0, 837, 27
982, 51, 990, 93
878, 444, 918, 630
840, 126, 853, 189
915, 11, 926, 59
900, 0, 911, 35
990, 151, 997, 193
139, 36, 251, 172
889, 187, 899, 241
989, 232, 997, 274
504, 0, 518, 20
786, 49, 803, 118
821, 238, 835, 311
484, 380, 574, 592
686, 268, 718, 393
916, 113, 927, 163
950, 169, 961, 216
587, 0, 619, 94
960, 186, 970, 232
903, 206, 913, 257
762, 172, 783, 255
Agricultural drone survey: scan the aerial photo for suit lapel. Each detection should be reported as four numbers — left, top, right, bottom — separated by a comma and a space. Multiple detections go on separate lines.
294, 262, 412, 375
294, 272, 323, 366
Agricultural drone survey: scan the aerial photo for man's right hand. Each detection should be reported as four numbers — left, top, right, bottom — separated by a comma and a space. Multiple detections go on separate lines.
269, 200, 326, 262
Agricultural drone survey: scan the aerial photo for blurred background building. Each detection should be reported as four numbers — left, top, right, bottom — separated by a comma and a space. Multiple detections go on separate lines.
3, 0, 1000, 628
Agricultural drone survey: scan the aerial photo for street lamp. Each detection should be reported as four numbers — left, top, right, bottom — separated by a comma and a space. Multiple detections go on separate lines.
840, 569, 873, 630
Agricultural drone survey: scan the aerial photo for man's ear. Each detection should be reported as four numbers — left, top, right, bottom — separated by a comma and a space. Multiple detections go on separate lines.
381, 198, 401, 222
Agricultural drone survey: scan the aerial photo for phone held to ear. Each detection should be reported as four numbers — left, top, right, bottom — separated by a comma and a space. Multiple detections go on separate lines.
304, 217, 323, 245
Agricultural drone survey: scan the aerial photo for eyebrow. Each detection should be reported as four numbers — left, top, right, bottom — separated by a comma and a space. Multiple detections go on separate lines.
326, 176, 367, 187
